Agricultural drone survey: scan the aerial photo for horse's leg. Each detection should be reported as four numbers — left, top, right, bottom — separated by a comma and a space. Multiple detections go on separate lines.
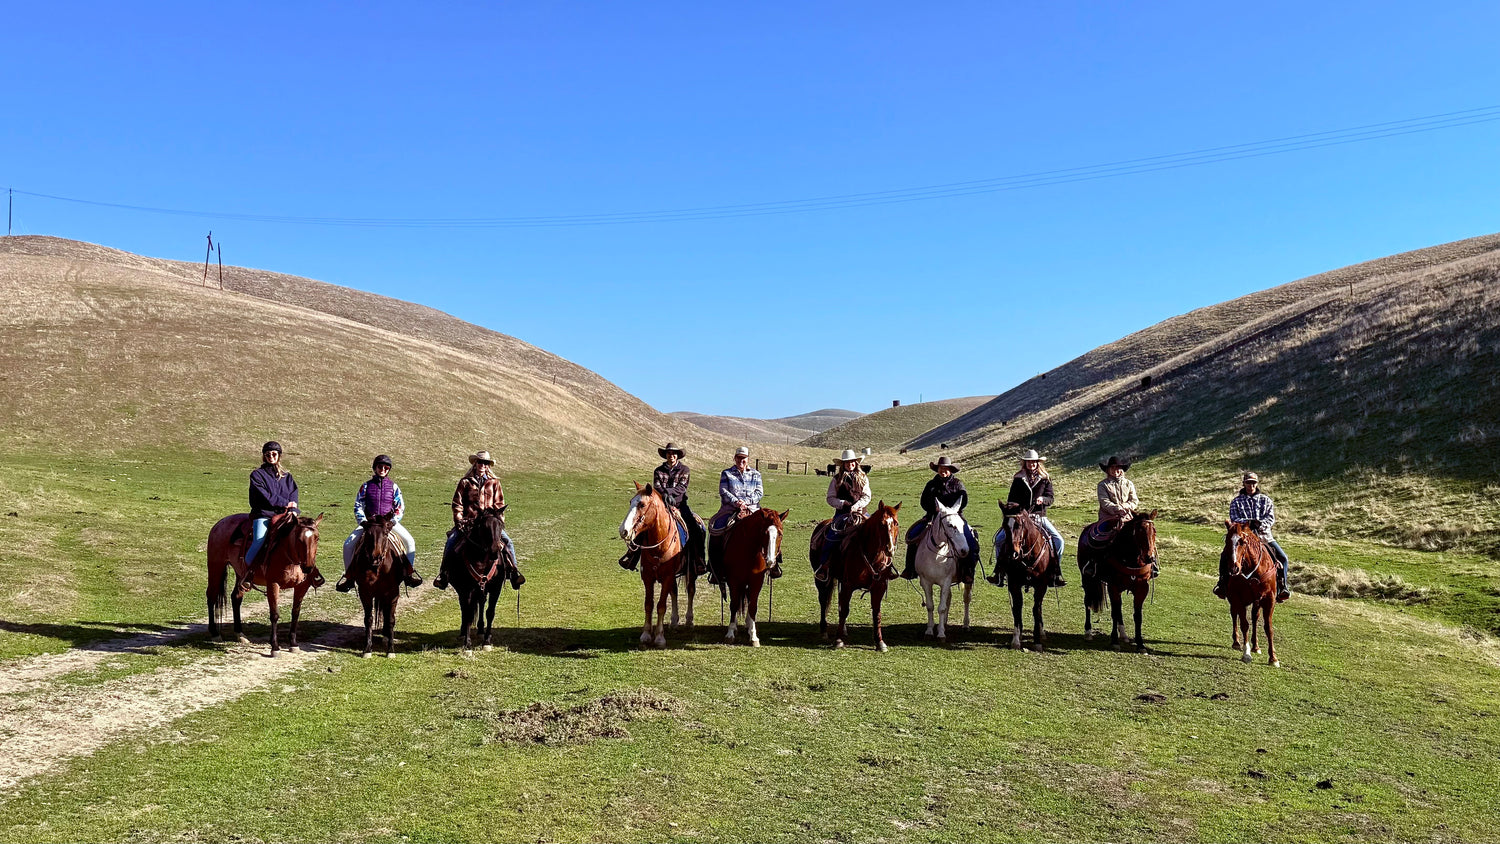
922, 578, 936, 639
818, 579, 834, 640
669, 568, 680, 630
459, 590, 476, 652
266, 582, 281, 656
1110, 584, 1125, 649
747, 580, 762, 647
1133, 585, 1147, 653
1230, 601, 1242, 650
231, 574, 247, 643
724, 579, 739, 643
654, 575, 669, 649
962, 576, 972, 632
1250, 600, 1261, 654
937, 578, 952, 644
835, 584, 851, 649
385, 594, 398, 658
1239, 604, 1254, 664
1033, 584, 1047, 651
482, 584, 500, 651
872, 583, 888, 652
289, 585, 306, 652
1010, 581, 1024, 650
206, 560, 221, 639
1263, 599, 1279, 667
684, 565, 696, 629
362, 592, 375, 658
1083, 578, 1093, 640
641, 577, 655, 646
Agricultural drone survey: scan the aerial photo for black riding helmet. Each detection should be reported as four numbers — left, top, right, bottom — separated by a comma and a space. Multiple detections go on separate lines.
373, 454, 393, 471
262, 441, 282, 455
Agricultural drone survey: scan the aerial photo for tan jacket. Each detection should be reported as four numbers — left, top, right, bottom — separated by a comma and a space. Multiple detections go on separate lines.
1097, 476, 1139, 522
452, 473, 505, 525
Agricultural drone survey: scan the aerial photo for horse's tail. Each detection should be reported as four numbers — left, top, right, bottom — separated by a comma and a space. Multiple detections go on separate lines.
1083, 569, 1105, 614
207, 555, 229, 624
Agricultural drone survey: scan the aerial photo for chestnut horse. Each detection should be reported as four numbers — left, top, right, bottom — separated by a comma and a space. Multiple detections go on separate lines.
995, 504, 1054, 651
348, 512, 404, 658
442, 506, 510, 651
722, 507, 789, 646
814, 501, 901, 651
619, 482, 690, 648
1222, 520, 1281, 667
1078, 512, 1158, 652
206, 511, 325, 656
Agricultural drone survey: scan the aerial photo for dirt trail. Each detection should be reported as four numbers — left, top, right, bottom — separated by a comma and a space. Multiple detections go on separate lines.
0, 587, 445, 795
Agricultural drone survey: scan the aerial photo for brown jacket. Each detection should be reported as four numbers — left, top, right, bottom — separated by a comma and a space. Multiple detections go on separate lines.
452, 474, 505, 525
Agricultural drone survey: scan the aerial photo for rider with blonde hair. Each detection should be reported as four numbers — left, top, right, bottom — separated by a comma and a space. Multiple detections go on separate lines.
988, 449, 1065, 587
434, 451, 524, 590
815, 449, 890, 581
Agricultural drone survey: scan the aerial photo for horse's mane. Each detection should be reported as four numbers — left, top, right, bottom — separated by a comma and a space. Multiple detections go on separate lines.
355, 515, 395, 561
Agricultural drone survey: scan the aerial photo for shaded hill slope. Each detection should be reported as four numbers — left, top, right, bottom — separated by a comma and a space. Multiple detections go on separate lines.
0, 236, 729, 468
937, 236, 1500, 553
672, 407, 861, 444
804, 396, 995, 452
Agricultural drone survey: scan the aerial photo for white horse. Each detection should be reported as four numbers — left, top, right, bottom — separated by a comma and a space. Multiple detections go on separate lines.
915, 499, 973, 643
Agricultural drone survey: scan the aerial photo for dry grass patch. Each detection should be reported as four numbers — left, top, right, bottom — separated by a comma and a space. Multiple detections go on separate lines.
464, 689, 684, 745
1290, 561, 1437, 603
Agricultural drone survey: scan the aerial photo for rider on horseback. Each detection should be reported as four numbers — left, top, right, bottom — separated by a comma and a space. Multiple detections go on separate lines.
243, 441, 320, 587
987, 450, 1066, 587
336, 454, 423, 592
434, 451, 524, 591
1081, 455, 1156, 576
815, 450, 889, 581
620, 443, 706, 576
900, 455, 979, 583
708, 447, 776, 583
1219, 472, 1291, 602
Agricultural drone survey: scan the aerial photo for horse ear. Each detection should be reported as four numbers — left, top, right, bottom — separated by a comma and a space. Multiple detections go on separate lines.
313, 513, 325, 527
1147, 510, 1158, 520
1224, 520, 1234, 530
892, 501, 901, 512
634, 481, 644, 492
498, 504, 508, 515
779, 508, 790, 520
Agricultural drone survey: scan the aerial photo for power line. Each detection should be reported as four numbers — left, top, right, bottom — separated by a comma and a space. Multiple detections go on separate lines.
11, 105, 1500, 229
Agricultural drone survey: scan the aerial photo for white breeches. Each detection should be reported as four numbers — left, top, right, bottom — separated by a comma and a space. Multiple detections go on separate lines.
343, 523, 416, 570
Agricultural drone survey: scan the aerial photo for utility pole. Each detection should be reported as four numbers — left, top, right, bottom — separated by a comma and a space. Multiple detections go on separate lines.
217, 243, 224, 290
7, 188, 12, 236
202, 232, 213, 285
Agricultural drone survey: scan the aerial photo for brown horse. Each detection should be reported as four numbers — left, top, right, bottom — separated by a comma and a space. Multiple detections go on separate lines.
996, 504, 1054, 651
1222, 521, 1281, 667
442, 506, 509, 652
722, 507, 789, 646
1078, 512, 1158, 652
814, 501, 901, 651
348, 512, 404, 658
206, 511, 325, 656
619, 482, 690, 648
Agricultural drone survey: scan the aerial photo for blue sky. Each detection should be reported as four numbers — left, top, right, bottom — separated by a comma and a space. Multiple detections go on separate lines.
5, 1, 1499, 418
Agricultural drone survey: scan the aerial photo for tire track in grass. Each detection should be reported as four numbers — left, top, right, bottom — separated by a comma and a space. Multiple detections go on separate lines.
0, 586, 444, 795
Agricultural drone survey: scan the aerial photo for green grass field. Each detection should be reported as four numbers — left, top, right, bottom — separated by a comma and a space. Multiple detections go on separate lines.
1, 451, 1498, 842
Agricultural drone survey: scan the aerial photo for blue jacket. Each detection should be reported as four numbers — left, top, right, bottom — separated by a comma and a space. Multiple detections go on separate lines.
249, 465, 298, 520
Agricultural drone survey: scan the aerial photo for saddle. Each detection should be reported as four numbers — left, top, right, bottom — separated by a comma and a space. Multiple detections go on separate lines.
708, 511, 738, 537
1080, 519, 1121, 552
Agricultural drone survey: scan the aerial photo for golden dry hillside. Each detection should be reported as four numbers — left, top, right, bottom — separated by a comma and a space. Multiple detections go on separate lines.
0, 236, 732, 468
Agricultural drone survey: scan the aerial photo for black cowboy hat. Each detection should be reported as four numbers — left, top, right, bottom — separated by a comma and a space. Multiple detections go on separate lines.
929, 455, 960, 473
1099, 455, 1132, 472
657, 442, 686, 459
373, 454, 393, 470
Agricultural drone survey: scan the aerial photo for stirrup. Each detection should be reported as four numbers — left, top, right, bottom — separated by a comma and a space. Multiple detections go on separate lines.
335, 576, 356, 593
813, 566, 829, 583
404, 571, 424, 588
432, 573, 449, 590
618, 552, 637, 571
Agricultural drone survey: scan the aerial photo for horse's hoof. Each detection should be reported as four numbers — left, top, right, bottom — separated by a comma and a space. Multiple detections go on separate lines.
237, 635, 250, 644
383, 652, 393, 659
1271, 660, 1281, 668
923, 629, 934, 638
876, 642, 888, 653
1085, 630, 1094, 640
289, 646, 301, 653
1253, 647, 1262, 655
482, 644, 494, 652
1241, 653, 1254, 664
834, 640, 846, 650
654, 636, 667, 649
750, 639, 761, 648
361, 652, 371, 658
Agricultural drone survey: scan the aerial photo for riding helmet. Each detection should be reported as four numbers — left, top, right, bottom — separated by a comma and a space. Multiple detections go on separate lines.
373, 454, 393, 470
262, 441, 282, 455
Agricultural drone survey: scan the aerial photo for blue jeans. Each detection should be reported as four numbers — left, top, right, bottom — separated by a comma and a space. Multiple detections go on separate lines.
245, 517, 271, 565
994, 516, 1064, 561
1267, 539, 1289, 579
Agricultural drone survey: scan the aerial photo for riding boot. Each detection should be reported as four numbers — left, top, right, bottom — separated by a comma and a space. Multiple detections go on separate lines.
1212, 556, 1228, 598
307, 566, 326, 589
768, 552, 784, 579
814, 563, 829, 583
707, 538, 723, 586
900, 541, 919, 579
986, 566, 1005, 587
1276, 564, 1290, 603
432, 569, 449, 590
335, 573, 356, 593
618, 548, 640, 571
958, 552, 976, 585
510, 568, 526, 589
403, 556, 424, 588
1048, 559, 1066, 588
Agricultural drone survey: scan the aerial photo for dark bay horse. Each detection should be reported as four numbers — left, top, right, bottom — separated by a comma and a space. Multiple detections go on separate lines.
1078, 512, 1158, 652
206, 511, 325, 656
441, 506, 509, 651
722, 507, 789, 646
619, 483, 689, 648
348, 512, 404, 658
1223, 520, 1281, 667
996, 504, 1055, 651
814, 501, 901, 652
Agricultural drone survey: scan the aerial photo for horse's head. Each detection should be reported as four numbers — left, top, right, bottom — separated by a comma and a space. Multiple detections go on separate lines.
1222, 519, 1264, 577
620, 481, 662, 543
288, 513, 323, 567
871, 501, 901, 556
356, 512, 396, 564
752, 507, 791, 565
472, 506, 508, 557
934, 499, 966, 549
1129, 510, 1158, 567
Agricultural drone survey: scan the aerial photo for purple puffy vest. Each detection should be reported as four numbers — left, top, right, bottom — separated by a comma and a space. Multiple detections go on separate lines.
363, 477, 396, 518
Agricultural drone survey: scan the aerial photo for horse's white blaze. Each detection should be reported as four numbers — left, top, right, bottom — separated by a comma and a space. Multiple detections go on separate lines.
619, 495, 642, 541
765, 525, 778, 566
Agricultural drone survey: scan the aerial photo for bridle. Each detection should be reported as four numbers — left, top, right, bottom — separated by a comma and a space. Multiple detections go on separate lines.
623, 493, 678, 555
925, 509, 965, 556
1226, 527, 1265, 581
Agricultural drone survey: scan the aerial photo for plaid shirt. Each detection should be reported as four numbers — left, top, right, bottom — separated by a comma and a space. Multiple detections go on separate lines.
452, 473, 505, 525
653, 462, 691, 509
1229, 491, 1276, 540
719, 466, 763, 509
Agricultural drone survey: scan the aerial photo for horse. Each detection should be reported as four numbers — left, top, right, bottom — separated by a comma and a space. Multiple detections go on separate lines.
619, 482, 691, 648
813, 501, 901, 652
441, 506, 510, 652
1222, 520, 1281, 667
913, 499, 972, 644
206, 510, 325, 656
347, 512, 405, 658
721, 507, 789, 646
995, 503, 1054, 651
1078, 512, 1157, 651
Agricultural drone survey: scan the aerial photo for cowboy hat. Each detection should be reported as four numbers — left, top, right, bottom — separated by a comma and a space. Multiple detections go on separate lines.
1018, 449, 1046, 463
469, 451, 495, 466
1099, 455, 1132, 472
734, 446, 750, 458
837, 449, 860, 463
657, 443, 686, 459
929, 455, 960, 473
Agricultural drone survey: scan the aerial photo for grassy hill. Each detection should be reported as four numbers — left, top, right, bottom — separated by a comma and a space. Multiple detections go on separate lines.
803, 396, 994, 452
909, 233, 1500, 555
672, 407, 861, 444
0, 236, 731, 469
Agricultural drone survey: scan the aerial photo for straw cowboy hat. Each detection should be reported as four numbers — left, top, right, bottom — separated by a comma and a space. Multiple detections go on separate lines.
929, 455, 960, 473
1018, 449, 1046, 463
1099, 455, 1132, 472
469, 451, 494, 466
658, 442, 686, 459
837, 449, 860, 463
